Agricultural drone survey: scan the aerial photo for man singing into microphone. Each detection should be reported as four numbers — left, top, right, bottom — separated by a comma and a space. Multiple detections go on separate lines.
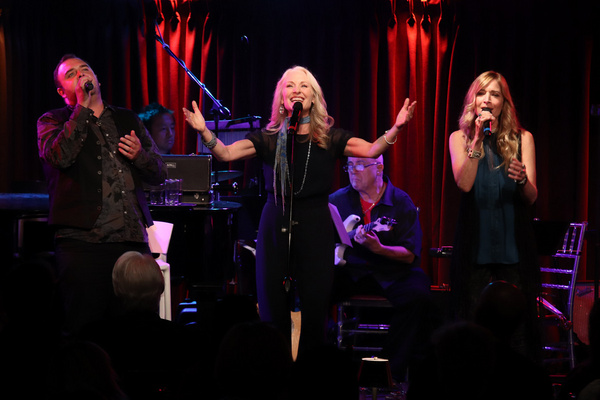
37, 54, 166, 336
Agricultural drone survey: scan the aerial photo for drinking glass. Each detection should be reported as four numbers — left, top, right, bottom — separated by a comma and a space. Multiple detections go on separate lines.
149, 183, 165, 205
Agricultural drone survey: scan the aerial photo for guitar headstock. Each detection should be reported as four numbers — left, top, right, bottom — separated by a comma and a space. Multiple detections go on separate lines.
369, 216, 396, 232
379, 216, 396, 226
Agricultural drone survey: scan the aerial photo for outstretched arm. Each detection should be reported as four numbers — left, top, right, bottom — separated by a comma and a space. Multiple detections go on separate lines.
344, 98, 416, 158
183, 100, 256, 162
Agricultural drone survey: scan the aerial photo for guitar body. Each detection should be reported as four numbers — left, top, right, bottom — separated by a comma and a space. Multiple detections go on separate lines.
334, 215, 396, 266
343, 214, 361, 232
334, 215, 361, 266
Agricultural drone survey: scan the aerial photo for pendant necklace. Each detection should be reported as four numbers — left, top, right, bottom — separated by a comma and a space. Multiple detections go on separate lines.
287, 138, 312, 196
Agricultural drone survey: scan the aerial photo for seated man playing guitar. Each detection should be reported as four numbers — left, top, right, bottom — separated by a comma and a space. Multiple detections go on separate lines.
329, 155, 440, 383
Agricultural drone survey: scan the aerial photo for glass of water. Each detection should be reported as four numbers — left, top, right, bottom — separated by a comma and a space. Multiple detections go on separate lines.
149, 183, 165, 205
165, 179, 182, 205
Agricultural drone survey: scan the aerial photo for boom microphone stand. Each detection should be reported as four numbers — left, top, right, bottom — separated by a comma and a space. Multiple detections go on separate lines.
155, 22, 231, 183
155, 22, 230, 121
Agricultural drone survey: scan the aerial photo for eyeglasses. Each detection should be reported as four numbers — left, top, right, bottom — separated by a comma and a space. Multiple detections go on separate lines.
343, 163, 379, 173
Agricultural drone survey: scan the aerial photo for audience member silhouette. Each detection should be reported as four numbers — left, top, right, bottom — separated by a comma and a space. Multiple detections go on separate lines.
578, 378, 600, 400
47, 339, 129, 400
290, 343, 359, 400
214, 320, 293, 400
408, 321, 497, 400
474, 281, 553, 400
559, 297, 600, 399
175, 294, 261, 400
408, 281, 553, 400
0, 258, 64, 398
79, 251, 201, 400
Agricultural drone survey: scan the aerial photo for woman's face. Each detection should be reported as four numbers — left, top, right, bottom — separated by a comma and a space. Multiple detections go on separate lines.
475, 80, 504, 118
281, 69, 314, 117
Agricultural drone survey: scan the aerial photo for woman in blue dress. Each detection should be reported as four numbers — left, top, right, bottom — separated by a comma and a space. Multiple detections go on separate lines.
449, 70, 540, 360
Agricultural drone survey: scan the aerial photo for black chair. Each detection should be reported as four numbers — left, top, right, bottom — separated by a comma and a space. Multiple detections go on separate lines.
336, 294, 394, 354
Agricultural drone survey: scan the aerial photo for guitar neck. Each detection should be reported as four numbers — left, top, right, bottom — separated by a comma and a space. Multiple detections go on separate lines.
363, 221, 376, 232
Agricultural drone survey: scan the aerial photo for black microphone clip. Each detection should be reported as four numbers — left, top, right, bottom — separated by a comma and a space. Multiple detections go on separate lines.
288, 102, 303, 134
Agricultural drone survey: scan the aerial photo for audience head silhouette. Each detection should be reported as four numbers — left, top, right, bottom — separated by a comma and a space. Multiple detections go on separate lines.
432, 321, 497, 400
474, 280, 526, 343
48, 339, 128, 400
214, 321, 293, 400
112, 251, 164, 313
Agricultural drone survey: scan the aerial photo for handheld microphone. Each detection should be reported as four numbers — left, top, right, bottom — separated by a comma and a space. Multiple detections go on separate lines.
288, 102, 303, 134
481, 107, 493, 135
84, 81, 94, 92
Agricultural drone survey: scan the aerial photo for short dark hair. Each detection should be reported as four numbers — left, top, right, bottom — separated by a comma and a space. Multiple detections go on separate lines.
138, 102, 174, 129
53, 53, 89, 89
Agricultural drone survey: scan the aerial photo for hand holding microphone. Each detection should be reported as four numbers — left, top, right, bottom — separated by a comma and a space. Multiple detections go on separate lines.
480, 107, 493, 136
75, 79, 95, 107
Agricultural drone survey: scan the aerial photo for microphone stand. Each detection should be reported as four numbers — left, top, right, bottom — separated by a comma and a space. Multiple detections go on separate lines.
155, 24, 231, 120
283, 123, 302, 360
283, 125, 301, 312
155, 22, 230, 185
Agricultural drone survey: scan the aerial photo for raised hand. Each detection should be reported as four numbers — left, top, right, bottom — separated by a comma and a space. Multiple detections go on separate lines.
183, 100, 206, 133
394, 98, 417, 129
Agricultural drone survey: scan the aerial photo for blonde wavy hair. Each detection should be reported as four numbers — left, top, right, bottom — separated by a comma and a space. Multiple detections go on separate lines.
265, 66, 334, 149
459, 71, 522, 170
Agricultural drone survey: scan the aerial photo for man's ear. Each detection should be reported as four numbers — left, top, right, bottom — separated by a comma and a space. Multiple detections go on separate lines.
57, 86, 75, 106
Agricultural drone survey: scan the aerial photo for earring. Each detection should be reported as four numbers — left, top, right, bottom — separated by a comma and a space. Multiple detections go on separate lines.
279, 105, 285, 115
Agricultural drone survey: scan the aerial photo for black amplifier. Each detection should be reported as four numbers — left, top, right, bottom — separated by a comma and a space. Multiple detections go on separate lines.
162, 154, 212, 205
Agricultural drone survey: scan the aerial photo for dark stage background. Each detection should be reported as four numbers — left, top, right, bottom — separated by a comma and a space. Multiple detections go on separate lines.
0, 0, 598, 284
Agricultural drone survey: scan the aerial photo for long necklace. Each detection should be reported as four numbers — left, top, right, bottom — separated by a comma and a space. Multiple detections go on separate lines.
287, 138, 312, 196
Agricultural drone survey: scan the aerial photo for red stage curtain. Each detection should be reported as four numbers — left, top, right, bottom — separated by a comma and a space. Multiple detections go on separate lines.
0, 0, 597, 281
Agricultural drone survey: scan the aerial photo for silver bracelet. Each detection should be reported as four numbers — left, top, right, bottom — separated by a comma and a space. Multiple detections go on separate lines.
202, 130, 217, 149
383, 130, 397, 145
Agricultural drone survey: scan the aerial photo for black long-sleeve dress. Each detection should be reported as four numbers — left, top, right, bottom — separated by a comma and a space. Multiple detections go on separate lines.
246, 127, 351, 355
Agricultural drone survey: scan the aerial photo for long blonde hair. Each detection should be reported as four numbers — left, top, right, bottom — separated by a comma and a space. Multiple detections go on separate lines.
265, 66, 334, 148
459, 71, 522, 169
